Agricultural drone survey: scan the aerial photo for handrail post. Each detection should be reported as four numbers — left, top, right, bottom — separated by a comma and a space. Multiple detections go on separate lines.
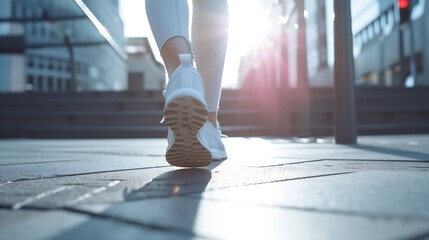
333, 0, 357, 144
64, 35, 77, 92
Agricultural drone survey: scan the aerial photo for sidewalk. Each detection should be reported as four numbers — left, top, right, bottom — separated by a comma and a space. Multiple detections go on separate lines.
0, 134, 429, 240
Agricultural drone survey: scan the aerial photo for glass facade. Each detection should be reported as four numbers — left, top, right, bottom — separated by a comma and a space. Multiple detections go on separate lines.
0, 0, 126, 92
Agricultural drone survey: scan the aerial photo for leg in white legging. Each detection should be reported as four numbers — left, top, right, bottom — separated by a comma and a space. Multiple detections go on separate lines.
192, 0, 229, 126
145, 0, 193, 76
145, 0, 228, 126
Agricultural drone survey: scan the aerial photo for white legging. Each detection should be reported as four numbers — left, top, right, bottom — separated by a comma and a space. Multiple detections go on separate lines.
146, 0, 228, 113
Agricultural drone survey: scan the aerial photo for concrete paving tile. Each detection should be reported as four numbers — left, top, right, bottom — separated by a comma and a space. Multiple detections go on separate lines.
0, 139, 167, 157
220, 155, 321, 167
50, 216, 195, 240
81, 164, 349, 204
72, 196, 429, 240
1, 135, 429, 239
0, 167, 175, 208
0, 151, 82, 165
0, 155, 168, 182
223, 138, 320, 166
197, 170, 429, 219
2, 136, 427, 183
0, 209, 194, 240
225, 137, 429, 162
0, 210, 88, 240
0, 209, 42, 226
358, 134, 429, 149
314, 159, 429, 171
293, 145, 424, 161
347, 135, 429, 160
0, 184, 71, 208
0, 164, 348, 208
0, 139, 169, 182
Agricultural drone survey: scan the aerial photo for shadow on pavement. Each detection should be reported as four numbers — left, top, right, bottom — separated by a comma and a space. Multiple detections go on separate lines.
52, 160, 225, 239
124, 168, 212, 201
351, 144, 429, 161
123, 159, 224, 201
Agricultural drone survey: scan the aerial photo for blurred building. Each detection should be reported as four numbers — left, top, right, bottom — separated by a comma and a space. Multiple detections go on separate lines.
0, 0, 126, 92
304, 0, 331, 87
238, 0, 428, 89
126, 37, 165, 91
351, 0, 428, 87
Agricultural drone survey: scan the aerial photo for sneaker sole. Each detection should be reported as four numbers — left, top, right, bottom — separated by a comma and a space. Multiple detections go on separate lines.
164, 96, 212, 167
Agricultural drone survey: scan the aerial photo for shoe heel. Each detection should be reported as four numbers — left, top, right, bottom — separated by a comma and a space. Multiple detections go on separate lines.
164, 96, 212, 167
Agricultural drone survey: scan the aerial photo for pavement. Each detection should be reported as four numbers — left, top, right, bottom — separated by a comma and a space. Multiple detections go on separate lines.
0, 134, 429, 240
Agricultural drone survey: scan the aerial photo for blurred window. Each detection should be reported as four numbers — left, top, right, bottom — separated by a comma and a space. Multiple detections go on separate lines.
37, 58, 44, 69
27, 57, 34, 68
38, 76, 44, 91
57, 78, 63, 91
48, 59, 54, 70
26, 75, 34, 92
48, 76, 54, 91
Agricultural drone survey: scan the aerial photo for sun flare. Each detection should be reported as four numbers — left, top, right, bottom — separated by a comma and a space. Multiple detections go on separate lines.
228, 0, 273, 56
221, 0, 275, 87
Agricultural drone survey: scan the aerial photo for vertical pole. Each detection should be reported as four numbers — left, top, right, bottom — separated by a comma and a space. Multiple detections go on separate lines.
279, 18, 291, 136
408, 1, 417, 85
398, 26, 406, 86
277, 0, 291, 136
295, 0, 311, 138
333, 0, 357, 144
64, 35, 77, 91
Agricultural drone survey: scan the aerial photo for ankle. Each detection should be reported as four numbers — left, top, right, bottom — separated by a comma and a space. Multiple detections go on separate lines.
208, 112, 217, 127
160, 37, 193, 76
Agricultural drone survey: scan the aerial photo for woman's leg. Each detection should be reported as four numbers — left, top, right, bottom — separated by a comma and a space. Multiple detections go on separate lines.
146, 0, 214, 167
145, 0, 192, 76
192, 0, 229, 126
145, 0, 228, 165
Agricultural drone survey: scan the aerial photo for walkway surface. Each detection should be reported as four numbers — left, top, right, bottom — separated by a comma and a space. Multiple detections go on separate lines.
1, 134, 429, 240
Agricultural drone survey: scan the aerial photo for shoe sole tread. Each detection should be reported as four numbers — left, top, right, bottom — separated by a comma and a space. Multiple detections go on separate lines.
164, 96, 211, 167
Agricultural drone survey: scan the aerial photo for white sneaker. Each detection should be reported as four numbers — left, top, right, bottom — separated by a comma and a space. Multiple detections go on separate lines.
199, 121, 228, 161
163, 54, 212, 167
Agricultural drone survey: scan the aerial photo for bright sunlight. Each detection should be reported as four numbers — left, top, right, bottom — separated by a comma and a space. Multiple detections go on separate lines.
223, 0, 274, 87
227, 0, 273, 57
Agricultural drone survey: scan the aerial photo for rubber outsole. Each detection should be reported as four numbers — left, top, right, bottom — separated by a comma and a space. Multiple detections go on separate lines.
164, 96, 212, 167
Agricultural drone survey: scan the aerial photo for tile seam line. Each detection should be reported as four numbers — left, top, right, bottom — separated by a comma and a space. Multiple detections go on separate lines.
193, 171, 355, 195
1, 161, 355, 183
0, 159, 86, 167
1, 165, 172, 183
249, 159, 429, 169
131, 171, 355, 197
253, 159, 325, 168
0, 148, 165, 158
